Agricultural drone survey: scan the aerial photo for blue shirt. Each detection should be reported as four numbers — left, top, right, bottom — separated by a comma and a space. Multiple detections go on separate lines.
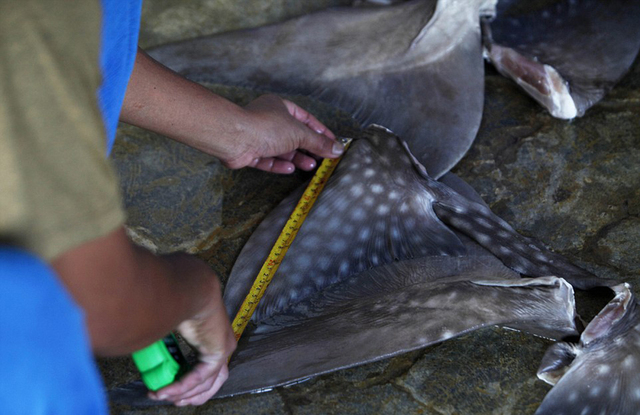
97, 0, 143, 155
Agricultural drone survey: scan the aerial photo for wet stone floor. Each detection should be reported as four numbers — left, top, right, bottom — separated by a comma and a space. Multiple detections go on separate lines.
100, 1, 640, 414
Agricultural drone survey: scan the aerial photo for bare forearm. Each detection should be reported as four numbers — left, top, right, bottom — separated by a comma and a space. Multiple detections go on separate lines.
121, 48, 341, 174
52, 227, 220, 356
121, 48, 249, 159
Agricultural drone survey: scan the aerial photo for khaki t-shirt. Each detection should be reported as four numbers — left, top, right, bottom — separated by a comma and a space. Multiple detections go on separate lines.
0, 0, 126, 260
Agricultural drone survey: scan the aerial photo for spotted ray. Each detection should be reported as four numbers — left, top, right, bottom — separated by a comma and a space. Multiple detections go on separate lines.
109, 125, 607, 406
148, 0, 494, 179
216, 125, 605, 397
536, 283, 640, 414
484, 0, 640, 119
224, 126, 608, 323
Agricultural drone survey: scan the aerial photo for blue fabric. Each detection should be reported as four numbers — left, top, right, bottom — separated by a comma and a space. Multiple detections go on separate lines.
97, 0, 143, 155
0, 248, 108, 415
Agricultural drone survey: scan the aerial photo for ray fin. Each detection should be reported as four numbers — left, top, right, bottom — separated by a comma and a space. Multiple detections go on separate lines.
148, 0, 490, 177
535, 283, 640, 415
484, 0, 640, 118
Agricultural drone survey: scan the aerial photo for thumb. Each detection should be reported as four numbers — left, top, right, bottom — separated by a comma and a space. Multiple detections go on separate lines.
282, 99, 344, 159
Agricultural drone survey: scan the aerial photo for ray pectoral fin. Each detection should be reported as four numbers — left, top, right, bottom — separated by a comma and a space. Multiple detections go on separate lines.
428, 184, 612, 289
226, 129, 469, 324
486, 0, 640, 118
149, 0, 486, 178
535, 284, 640, 415
216, 270, 579, 398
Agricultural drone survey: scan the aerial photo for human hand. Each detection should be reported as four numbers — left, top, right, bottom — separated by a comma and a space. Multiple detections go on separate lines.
221, 94, 344, 174
148, 277, 236, 406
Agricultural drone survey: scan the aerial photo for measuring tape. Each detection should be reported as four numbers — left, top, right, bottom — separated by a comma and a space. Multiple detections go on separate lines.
231, 136, 352, 340
132, 137, 352, 389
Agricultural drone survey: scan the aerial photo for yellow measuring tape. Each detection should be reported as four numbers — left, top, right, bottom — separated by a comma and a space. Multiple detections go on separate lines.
231, 137, 352, 341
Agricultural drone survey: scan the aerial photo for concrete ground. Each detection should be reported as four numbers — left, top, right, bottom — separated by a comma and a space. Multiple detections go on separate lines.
101, 1, 640, 413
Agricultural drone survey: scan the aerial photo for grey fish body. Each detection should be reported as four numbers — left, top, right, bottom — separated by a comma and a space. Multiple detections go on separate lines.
148, 0, 492, 178
224, 127, 609, 324
218, 125, 596, 397
109, 125, 609, 407
484, 0, 640, 118
536, 283, 640, 415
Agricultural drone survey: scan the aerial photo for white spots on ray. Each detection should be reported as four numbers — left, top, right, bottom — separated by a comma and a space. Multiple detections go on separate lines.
288, 272, 303, 285
342, 224, 354, 235
317, 256, 331, 271
313, 274, 326, 287
589, 386, 601, 397
633, 388, 640, 401
596, 365, 610, 375
295, 254, 312, 268
391, 227, 401, 240
377, 204, 390, 215
300, 235, 320, 248
498, 230, 512, 239
623, 355, 635, 369
352, 207, 366, 220
454, 204, 468, 214
609, 381, 619, 398
388, 190, 399, 200
475, 233, 492, 244
475, 217, 492, 228
364, 168, 375, 178
513, 242, 528, 252
363, 196, 375, 207
400, 202, 410, 213
568, 391, 578, 403
339, 260, 350, 275
359, 227, 371, 241
499, 246, 512, 255
341, 173, 353, 183
371, 254, 379, 266
329, 239, 347, 253
363, 156, 373, 164
327, 217, 341, 231
333, 198, 350, 213
450, 217, 473, 230
395, 177, 406, 186
371, 184, 384, 194
351, 184, 364, 197
581, 407, 590, 415
534, 251, 549, 262
404, 217, 416, 228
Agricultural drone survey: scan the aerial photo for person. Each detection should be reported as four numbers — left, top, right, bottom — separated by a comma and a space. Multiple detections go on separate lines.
0, 0, 343, 411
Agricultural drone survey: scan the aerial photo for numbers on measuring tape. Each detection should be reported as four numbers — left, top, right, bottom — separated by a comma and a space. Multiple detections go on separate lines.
230, 138, 352, 341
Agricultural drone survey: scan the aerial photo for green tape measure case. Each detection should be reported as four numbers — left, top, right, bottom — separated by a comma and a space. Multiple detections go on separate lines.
132, 333, 189, 391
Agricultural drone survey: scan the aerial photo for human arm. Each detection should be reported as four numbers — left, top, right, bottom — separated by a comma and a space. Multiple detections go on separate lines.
120, 48, 343, 174
52, 226, 236, 405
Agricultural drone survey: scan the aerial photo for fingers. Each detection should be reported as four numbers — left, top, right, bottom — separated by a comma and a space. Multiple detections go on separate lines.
249, 151, 319, 174
281, 99, 345, 160
149, 361, 229, 406
239, 94, 344, 172
282, 99, 336, 140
